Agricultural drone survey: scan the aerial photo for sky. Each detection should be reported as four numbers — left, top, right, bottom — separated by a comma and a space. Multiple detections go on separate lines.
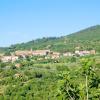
0, 0, 100, 47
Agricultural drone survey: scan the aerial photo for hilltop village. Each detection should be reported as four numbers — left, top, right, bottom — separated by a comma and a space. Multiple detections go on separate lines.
0, 25, 100, 100
0, 49, 96, 63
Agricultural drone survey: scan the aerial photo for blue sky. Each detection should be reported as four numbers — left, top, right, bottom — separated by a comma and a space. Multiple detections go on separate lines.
0, 0, 100, 47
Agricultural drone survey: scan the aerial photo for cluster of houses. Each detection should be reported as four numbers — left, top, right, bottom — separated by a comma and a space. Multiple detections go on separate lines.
0, 49, 96, 63
0, 50, 60, 62
75, 50, 96, 56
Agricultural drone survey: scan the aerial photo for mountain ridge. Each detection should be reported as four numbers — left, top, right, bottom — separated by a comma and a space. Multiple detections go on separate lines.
0, 25, 100, 53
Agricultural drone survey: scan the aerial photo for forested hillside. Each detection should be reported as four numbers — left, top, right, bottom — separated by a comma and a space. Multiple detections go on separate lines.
1, 25, 100, 54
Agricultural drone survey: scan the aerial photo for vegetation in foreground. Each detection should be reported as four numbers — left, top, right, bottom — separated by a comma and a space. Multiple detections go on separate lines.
0, 54, 100, 100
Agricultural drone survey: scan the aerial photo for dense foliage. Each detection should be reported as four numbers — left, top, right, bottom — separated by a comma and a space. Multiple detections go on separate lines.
0, 55, 100, 100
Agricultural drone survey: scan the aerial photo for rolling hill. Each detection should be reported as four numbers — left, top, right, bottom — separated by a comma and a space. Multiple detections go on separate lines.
1, 25, 100, 53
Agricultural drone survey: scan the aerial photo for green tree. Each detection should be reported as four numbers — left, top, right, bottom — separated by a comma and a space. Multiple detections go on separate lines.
58, 72, 79, 100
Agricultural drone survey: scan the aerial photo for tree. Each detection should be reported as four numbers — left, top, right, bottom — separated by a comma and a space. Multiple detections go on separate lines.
80, 58, 94, 100
80, 58, 100, 100
57, 72, 79, 100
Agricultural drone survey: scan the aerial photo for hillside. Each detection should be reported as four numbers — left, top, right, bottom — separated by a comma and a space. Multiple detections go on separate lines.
1, 25, 100, 53
68, 25, 100, 40
66, 25, 100, 52
0, 25, 100, 100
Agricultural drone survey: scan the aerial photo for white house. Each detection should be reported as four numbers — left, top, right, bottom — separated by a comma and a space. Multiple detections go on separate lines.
63, 52, 73, 57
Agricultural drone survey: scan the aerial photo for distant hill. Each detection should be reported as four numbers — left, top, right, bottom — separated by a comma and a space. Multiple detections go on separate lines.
1, 25, 100, 53
68, 25, 100, 40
